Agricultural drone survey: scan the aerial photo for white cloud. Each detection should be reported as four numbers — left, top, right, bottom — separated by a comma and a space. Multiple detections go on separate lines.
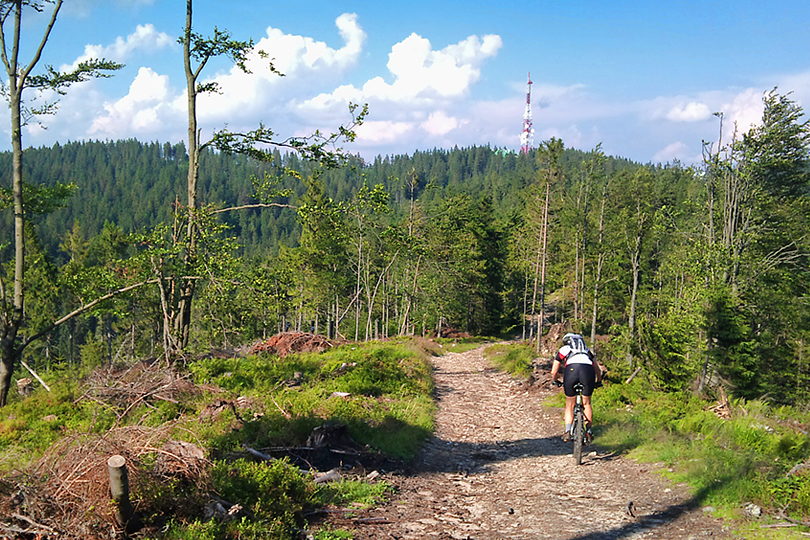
90, 67, 178, 136
299, 31, 502, 112
355, 120, 415, 145
720, 88, 764, 136
666, 101, 711, 122
194, 13, 366, 124
421, 111, 462, 136
653, 141, 689, 162
67, 24, 173, 70
260, 12, 365, 75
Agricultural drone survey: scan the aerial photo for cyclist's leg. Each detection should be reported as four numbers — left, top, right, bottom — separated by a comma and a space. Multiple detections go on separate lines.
579, 364, 596, 428
564, 396, 576, 425
582, 395, 593, 426
562, 366, 578, 436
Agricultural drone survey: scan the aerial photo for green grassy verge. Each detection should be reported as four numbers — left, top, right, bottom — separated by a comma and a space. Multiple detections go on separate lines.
593, 380, 810, 536
483, 342, 535, 379
0, 339, 436, 539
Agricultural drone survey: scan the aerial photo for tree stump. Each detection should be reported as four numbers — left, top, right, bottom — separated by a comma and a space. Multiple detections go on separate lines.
107, 455, 133, 529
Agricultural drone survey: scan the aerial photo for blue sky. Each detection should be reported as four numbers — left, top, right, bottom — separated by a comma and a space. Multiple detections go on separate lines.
7, 0, 810, 164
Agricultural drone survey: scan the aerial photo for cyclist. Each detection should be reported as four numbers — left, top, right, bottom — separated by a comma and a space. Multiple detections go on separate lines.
550, 333, 604, 442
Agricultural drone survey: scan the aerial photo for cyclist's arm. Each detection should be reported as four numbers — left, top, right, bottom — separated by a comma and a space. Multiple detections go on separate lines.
594, 360, 606, 383
550, 359, 562, 383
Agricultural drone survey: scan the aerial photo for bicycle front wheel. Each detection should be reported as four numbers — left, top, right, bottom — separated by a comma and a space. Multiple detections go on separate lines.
572, 406, 584, 465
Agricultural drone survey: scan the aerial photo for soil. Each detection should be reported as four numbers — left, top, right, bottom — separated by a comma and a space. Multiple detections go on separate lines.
331, 345, 732, 539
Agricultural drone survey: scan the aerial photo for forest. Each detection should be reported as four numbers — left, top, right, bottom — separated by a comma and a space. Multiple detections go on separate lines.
2, 87, 809, 407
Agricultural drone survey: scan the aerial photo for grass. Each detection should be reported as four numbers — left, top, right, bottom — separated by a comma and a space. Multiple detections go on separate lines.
189, 341, 435, 459
593, 379, 810, 532
0, 339, 437, 539
483, 342, 535, 379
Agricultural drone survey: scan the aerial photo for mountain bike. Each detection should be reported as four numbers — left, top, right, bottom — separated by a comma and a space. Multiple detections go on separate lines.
570, 381, 588, 465
554, 380, 592, 465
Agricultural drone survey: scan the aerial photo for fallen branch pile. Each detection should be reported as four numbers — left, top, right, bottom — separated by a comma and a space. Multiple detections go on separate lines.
1, 425, 209, 538
249, 332, 339, 357
80, 360, 200, 421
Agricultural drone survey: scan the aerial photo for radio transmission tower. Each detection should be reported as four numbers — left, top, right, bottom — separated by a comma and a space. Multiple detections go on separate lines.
519, 72, 534, 154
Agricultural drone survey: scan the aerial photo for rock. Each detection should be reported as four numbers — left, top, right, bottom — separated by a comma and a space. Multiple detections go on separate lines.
16, 377, 33, 396
702, 506, 716, 513
743, 502, 762, 517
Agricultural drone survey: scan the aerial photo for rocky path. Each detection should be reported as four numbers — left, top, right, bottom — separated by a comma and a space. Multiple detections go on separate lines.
342, 345, 731, 539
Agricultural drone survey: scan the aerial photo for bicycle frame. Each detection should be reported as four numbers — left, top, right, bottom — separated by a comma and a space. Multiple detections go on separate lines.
571, 382, 586, 465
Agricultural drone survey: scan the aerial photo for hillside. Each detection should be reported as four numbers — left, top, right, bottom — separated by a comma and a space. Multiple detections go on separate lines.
0, 140, 637, 257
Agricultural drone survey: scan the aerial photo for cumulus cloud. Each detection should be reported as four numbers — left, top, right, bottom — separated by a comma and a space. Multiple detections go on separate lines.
653, 141, 690, 162
666, 101, 711, 122
299, 31, 502, 113
421, 111, 463, 136
355, 120, 415, 145
195, 13, 365, 124
66, 24, 173, 70
294, 29, 502, 151
90, 67, 179, 136
720, 88, 764, 135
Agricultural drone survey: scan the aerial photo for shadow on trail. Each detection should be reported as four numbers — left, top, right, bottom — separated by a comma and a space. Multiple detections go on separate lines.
567, 484, 719, 540
410, 434, 615, 475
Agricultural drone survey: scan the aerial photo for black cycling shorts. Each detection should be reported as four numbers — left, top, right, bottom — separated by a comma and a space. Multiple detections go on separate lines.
563, 363, 596, 397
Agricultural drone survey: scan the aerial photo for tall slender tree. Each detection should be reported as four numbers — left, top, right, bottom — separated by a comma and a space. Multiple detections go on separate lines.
0, 0, 121, 406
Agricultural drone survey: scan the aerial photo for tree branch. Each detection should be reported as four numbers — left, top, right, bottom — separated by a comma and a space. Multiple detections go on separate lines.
20, 0, 63, 84
22, 278, 158, 348
209, 202, 297, 214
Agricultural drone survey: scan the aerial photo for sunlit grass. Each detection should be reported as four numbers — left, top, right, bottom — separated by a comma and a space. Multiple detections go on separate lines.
594, 379, 810, 524
484, 342, 535, 379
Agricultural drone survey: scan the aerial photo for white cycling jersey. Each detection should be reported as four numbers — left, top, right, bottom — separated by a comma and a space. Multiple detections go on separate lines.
557, 344, 593, 365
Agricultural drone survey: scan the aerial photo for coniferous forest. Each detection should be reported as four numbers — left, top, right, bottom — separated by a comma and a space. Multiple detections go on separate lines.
2, 89, 808, 406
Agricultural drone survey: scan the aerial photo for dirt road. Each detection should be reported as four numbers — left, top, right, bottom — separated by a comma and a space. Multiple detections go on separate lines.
343, 345, 731, 539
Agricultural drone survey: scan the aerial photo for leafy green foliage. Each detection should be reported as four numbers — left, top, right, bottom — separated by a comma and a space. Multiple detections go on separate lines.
212, 458, 311, 531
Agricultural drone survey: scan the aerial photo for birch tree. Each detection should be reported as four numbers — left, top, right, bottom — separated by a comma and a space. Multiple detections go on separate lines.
0, 0, 121, 406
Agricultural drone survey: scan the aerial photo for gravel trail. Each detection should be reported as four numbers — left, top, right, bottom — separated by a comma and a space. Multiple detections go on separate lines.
342, 345, 731, 539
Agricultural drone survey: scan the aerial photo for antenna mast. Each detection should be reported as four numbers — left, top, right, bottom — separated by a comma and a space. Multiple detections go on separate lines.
519, 72, 534, 154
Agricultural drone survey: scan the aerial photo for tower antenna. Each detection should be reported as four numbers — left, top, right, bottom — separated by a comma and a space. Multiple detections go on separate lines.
519, 72, 534, 154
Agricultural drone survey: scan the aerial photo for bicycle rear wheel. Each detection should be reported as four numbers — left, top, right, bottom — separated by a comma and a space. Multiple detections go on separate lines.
572, 406, 584, 465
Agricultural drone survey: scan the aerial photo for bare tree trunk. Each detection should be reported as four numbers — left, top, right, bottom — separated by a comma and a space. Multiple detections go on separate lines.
0, 1, 64, 405
537, 181, 550, 352
590, 184, 607, 343
173, 0, 200, 354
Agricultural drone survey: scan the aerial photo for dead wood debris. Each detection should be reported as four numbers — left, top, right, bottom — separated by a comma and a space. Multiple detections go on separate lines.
708, 387, 732, 419
249, 332, 340, 357
1, 425, 209, 538
79, 360, 200, 421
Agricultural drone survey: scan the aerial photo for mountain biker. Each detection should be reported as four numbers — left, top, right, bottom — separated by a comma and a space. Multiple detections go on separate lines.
550, 333, 604, 443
